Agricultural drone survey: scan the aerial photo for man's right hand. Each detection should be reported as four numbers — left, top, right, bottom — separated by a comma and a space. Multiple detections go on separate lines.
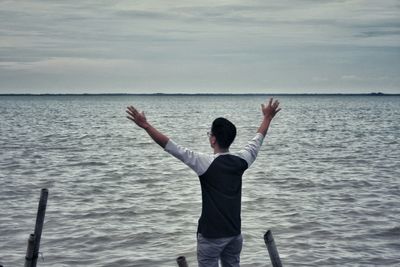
257, 98, 281, 136
261, 98, 281, 121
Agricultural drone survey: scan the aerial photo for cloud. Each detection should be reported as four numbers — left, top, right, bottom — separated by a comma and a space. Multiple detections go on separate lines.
0, 0, 399, 93
340, 75, 362, 81
0, 57, 137, 73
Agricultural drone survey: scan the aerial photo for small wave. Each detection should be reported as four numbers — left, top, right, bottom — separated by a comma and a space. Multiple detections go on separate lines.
381, 226, 400, 238
64, 161, 108, 167
78, 134, 92, 140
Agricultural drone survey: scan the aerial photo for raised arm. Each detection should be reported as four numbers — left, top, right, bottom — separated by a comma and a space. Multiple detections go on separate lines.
237, 98, 281, 167
126, 106, 169, 148
257, 98, 281, 137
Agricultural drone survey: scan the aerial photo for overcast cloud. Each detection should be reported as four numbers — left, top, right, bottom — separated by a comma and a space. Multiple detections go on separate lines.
0, 0, 399, 93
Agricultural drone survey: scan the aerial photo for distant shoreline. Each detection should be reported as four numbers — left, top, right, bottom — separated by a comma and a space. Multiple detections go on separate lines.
1, 92, 399, 96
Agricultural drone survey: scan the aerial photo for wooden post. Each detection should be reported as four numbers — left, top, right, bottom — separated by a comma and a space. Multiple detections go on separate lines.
24, 234, 35, 267
176, 256, 188, 267
30, 188, 49, 267
264, 230, 283, 267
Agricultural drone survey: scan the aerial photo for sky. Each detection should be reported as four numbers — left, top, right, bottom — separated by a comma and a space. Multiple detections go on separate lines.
0, 0, 399, 94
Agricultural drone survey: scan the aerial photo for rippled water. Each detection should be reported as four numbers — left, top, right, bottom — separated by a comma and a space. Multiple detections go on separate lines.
1, 95, 399, 266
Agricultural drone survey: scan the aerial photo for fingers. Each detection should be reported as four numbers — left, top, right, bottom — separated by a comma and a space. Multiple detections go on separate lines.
273, 100, 280, 109
126, 106, 141, 117
127, 106, 139, 116
126, 116, 136, 122
262, 98, 281, 117
126, 105, 142, 124
264, 98, 279, 109
126, 110, 135, 119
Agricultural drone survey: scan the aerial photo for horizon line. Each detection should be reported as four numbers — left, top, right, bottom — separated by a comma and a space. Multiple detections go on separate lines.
0, 92, 398, 96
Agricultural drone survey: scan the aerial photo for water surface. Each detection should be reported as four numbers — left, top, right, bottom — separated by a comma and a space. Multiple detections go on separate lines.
1, 95, 399, 266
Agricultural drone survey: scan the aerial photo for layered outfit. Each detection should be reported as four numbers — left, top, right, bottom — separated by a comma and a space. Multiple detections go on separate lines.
164, 133, 265, 267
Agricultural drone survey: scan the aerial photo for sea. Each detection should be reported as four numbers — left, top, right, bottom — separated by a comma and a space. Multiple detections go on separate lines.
1, 94, 399, 267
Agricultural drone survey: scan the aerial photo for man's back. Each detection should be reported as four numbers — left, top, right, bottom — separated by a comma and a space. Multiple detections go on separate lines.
164, 132, 265, 238
198, 154, 248, 238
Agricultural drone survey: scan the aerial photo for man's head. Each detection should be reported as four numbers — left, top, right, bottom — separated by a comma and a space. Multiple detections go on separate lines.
209, 117, 236, 149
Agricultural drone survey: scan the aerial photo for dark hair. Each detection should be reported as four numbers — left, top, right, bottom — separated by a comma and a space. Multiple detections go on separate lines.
211, 117, 236, 149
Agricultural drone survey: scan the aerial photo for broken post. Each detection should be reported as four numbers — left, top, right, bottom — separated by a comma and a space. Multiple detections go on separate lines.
24, 234, 35, 267
25, 188, 48, 267
176, 256, 188, 267
264, 230, 282, 267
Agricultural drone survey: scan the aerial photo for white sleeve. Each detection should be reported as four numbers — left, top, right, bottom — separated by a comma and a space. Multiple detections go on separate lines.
236, 133, 265, 167
164, 139, 213, 176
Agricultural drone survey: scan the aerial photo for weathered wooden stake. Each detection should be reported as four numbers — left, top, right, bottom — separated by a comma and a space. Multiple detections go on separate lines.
264, 230, 283, 267
176, 256, 188, 267
24, 234, 35, 267
25, 188, 48, 267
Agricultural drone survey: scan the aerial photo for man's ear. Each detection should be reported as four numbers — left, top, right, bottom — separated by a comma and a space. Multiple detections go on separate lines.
211, 136, 217, 146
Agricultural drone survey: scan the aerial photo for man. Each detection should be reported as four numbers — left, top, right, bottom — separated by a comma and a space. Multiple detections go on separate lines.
126, 98, 280, 267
